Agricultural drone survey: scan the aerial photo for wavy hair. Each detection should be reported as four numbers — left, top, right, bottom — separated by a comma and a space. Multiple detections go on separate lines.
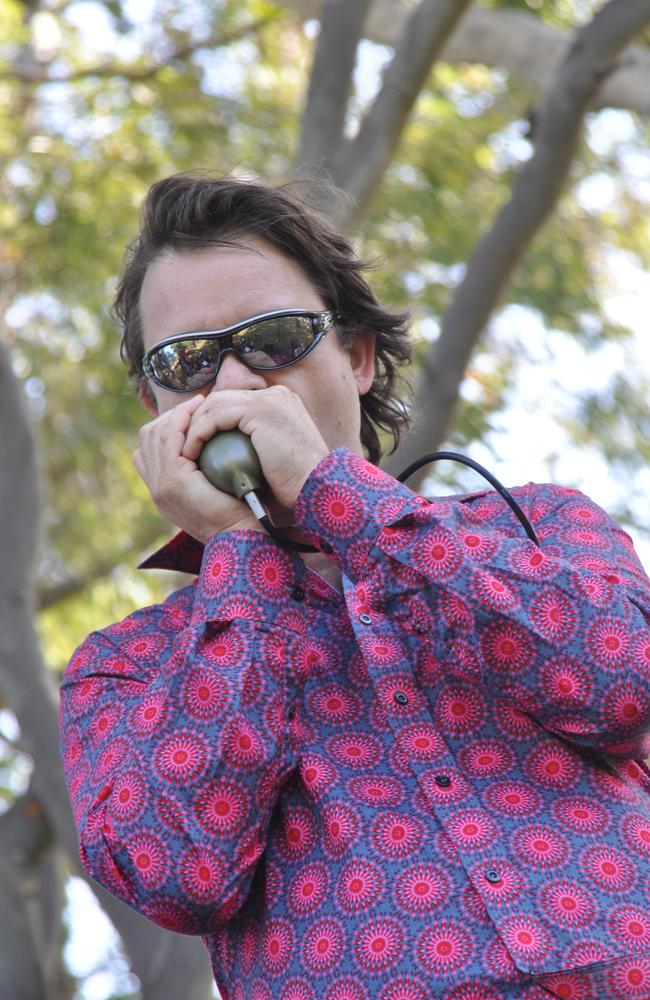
114, 173, 414, 465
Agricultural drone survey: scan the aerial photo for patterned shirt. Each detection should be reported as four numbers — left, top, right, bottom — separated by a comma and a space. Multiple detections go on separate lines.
59, 447, 650, 999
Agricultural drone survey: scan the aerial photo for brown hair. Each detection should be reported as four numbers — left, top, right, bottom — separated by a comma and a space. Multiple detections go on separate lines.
114, 172, 414, 465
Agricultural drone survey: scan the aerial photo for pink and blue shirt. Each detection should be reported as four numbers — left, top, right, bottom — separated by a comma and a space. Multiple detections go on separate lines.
59, 447, 650, 999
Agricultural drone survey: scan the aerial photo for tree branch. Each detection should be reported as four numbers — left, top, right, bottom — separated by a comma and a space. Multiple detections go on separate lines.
0, 16, 275, 83
36, 520, 170, 610
296, 0, 374, 173
330, 0, 474, 226
280, 0, 650, 118
382, 0, 650, 483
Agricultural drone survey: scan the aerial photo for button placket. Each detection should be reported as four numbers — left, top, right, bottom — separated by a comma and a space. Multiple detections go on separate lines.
388, 718, 515, 904
355, 614, 500, 879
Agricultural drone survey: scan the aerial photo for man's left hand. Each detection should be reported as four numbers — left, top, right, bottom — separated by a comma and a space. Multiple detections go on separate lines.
181, 385, 330, 512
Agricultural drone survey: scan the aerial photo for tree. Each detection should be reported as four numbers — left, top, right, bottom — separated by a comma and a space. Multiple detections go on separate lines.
1, 1, 649, 995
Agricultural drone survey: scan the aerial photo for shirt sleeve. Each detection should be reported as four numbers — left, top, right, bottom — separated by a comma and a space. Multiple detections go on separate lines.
59, 530, 305, 935
294, 447, 650, 760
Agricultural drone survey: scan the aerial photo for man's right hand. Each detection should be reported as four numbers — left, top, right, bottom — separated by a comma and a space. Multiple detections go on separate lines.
132, 396, 264, 544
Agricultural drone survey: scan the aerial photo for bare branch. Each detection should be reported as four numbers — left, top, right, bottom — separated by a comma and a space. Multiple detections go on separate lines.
296, 0, 373, 173
280, 0, 650, 117
382, 0, 650, 483
46, 0, 78, 13
36, 521, 169, 610
0, 16, 275, 83
330, 0, 474, 226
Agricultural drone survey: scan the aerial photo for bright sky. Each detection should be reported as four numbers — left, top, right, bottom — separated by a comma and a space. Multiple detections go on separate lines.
16, 4, 650, 997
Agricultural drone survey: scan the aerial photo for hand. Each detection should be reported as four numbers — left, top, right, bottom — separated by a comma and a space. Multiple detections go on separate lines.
133, 396, 264, 544
181, 385, 330, 513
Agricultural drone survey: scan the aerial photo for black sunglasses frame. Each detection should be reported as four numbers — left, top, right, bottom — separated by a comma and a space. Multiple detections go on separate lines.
141, 308, 340, 393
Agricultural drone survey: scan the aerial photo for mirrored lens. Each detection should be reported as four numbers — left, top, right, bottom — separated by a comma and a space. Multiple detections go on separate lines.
147, 314, 319, 389
149, 339, 221, 390
233, 315, 316, 367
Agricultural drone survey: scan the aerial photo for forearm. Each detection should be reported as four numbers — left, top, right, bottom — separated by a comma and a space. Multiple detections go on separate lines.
60, 533, 304, 932
294, 448, 650, 757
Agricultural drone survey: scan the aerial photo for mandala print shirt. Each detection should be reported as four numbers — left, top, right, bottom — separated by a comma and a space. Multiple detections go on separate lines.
59, 447, 650, 1000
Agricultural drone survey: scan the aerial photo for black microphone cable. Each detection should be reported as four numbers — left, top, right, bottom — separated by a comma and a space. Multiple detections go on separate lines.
245, 451, 539, 553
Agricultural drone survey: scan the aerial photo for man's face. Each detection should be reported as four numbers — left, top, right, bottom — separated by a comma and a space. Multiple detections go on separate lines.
138, 236, 376, 459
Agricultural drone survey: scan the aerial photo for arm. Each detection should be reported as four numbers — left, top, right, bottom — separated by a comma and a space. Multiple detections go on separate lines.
59, 530, 303, 935
294, 447, 650, 759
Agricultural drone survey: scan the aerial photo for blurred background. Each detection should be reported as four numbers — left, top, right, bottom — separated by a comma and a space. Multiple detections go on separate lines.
1, 0, 650, 997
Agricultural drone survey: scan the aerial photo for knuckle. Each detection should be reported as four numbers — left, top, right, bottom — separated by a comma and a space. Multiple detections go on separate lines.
270, 383, 293, 401
151, 484, 172, 507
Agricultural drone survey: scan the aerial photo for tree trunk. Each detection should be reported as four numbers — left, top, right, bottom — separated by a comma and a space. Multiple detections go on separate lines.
0, 338, 214, 999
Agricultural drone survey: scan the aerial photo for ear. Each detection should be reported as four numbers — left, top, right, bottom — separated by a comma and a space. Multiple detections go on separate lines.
348, 328, 376, 397
137, 377, 159, 416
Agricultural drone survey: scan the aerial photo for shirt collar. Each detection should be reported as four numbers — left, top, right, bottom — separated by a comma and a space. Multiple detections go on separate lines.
138, 530, 204, 575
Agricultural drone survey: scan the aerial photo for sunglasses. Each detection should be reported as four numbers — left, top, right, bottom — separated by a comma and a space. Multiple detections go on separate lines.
141, 308, 340, 392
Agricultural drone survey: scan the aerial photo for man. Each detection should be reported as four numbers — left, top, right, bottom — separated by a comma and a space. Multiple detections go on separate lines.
59, 173, 650, 1000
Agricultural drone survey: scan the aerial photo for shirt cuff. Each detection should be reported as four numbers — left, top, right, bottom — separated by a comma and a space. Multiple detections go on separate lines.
191, 527, 303, 626
293, 446, 425, 582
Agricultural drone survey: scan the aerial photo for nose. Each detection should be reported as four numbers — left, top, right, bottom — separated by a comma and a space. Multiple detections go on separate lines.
210, 349, 269, 393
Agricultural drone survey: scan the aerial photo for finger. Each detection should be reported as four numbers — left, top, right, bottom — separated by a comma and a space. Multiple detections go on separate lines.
158, 394, 205, 433
132, 447, 144, 478
182, 399, 242, 459
182, 415, 222, 460
140, 395, 205, 464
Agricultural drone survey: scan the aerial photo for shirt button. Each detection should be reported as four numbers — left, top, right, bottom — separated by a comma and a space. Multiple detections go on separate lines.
485, 869, 501, 884
434, 774, 451, 787
394, 691, 409, 705
412, 623, 425, 634
359, 613, 372, 625
291, 585, 305, 601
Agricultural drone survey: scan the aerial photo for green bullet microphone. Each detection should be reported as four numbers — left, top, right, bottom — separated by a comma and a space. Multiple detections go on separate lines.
198, 430, 318, 552
199, 429, 265, 501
